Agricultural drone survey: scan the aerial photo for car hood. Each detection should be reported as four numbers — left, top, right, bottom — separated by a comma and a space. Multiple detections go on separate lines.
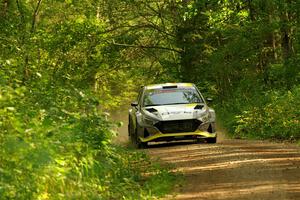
143, 103, 208, 121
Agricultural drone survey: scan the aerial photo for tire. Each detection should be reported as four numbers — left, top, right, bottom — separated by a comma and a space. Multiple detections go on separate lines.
206, 137, 217, 144
195, 138, 203, 144
136, 139, 148, 149
127, 117, 132, 137
134, 129, 147, 149
130, 119, 147, 149
128, 126, 130, 137
128, 118, 133, 143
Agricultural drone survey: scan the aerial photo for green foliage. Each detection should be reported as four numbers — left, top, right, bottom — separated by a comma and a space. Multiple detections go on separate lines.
0, 0, 177, 199
234, 87, 300, 140
2, 0, 300, 198
0, 82, 176, 199
216, 85, 300, 141
144, 168, 179, 197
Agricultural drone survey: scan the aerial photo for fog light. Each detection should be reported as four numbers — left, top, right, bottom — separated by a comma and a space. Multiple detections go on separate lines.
198, 123, 209, 131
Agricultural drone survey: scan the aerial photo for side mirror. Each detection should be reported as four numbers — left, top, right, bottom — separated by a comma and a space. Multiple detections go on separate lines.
206, 98, 213, 103
131, 101, 138, 107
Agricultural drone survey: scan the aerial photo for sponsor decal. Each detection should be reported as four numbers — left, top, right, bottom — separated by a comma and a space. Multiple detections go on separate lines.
161, 111, 193, 115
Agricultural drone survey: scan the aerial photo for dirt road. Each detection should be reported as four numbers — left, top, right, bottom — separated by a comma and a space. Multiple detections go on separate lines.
149, 138, 300, 200
112, 113, 300, 200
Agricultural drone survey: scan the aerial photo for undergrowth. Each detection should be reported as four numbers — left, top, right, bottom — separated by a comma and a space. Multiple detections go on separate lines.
216, 85, 300, 141
0, 84, 177, 199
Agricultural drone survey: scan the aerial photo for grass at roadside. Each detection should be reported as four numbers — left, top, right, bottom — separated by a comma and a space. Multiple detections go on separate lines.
143, 161, 181, 198
112, 145, 180, 199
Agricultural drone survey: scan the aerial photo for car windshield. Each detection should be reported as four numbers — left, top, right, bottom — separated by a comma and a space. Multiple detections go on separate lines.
143, 87, 203, 106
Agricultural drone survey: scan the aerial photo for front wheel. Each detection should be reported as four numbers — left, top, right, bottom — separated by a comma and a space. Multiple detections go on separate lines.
128, 118, 135, 144
131, 121, 147, 149
136, 139, 148, 149
206, 137, 217, 144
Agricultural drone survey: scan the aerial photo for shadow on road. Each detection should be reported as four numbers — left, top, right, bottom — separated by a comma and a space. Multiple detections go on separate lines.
147, 141, 201, 149
148, 141, 300, 200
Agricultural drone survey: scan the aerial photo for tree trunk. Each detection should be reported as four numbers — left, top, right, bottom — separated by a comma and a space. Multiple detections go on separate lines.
247, 0, 255, 21
1, 0, 9, 17
281, 0, 293, 60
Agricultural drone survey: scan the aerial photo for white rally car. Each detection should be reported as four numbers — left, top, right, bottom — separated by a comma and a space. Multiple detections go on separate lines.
128, 83, 217, 148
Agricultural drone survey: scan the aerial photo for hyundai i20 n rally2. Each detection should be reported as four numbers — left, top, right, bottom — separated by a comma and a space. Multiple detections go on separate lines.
128, 83, 217, 148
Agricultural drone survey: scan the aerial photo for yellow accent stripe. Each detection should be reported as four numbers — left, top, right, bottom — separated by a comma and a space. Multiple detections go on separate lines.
146, 83, 194, 90
140, 131, 217, 142
147, 85, 161, 89
184, 103, 198, 107
180, 83, 193, 87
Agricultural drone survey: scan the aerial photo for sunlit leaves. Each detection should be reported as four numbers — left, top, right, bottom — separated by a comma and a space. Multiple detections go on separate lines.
234, 87, 300, 140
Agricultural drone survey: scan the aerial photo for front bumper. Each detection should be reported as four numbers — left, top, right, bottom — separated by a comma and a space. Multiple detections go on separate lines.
139, 130, 217, 143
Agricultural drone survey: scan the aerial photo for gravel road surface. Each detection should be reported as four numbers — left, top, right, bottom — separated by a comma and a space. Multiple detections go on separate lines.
112, 112, 300, 200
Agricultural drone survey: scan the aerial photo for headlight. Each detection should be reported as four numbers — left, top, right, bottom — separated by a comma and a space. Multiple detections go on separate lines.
198, 122, 210, 131
198, 111, 210, 123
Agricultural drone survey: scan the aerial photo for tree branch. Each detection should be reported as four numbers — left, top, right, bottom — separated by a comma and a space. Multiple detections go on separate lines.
110, 41, 182, 53
31, 0, 42, 33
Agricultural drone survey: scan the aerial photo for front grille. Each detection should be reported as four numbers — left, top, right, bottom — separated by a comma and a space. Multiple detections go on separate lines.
154, 119, 201, 133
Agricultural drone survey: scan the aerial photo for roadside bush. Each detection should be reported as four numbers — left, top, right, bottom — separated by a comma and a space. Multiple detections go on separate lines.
234, 86, 300, 140
217, 86, 300, 141
0, 84, 175, 199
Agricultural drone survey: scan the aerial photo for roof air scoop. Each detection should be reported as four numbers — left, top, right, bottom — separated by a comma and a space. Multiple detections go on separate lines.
162, 85, 177, 89
146, 108, 158, 113
194, 104, 204, 110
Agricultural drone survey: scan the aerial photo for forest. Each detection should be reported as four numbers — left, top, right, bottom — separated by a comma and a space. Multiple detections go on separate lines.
0, 0, 299, 199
